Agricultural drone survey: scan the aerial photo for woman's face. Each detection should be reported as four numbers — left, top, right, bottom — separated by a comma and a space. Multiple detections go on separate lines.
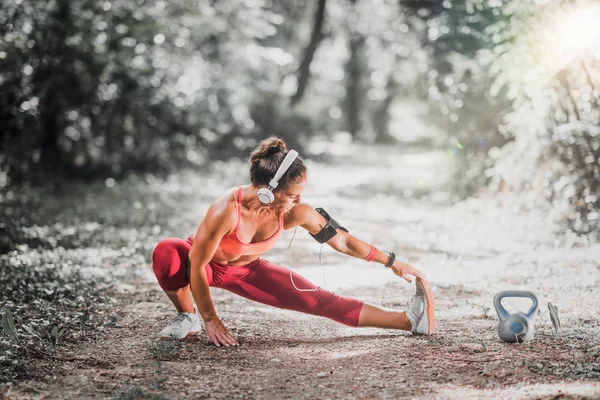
273, 177, 306, 213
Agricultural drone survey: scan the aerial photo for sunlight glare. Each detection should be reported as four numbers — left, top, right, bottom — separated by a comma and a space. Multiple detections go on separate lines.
540, 4, 600, 73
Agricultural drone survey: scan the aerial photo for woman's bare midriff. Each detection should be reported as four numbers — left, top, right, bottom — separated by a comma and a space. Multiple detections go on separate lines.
210, 246, 261, 266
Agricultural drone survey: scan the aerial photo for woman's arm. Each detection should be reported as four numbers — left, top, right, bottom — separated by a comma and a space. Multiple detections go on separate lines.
188, 200, 238, 346
288, 204, 426, 282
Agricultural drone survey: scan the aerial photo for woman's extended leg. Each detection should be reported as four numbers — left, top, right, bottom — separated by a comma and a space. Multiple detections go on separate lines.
216, 259, 363, 326
219, 259, 414, 331
357, 304, 412, 330
359, 278, 434, 334
361, 278, 435, 334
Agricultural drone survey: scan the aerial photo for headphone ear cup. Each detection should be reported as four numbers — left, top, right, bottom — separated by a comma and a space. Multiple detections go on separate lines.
257, 188, 274, 204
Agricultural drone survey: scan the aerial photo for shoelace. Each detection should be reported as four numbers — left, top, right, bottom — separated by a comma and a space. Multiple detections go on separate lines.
171, 313, 193, 327
407, 296, 424, 315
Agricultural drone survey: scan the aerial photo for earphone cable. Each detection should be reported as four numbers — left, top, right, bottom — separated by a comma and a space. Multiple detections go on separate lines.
287, 226, 326, 292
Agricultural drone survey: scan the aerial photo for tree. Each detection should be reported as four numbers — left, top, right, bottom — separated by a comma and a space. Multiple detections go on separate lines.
290, 0, 328, 106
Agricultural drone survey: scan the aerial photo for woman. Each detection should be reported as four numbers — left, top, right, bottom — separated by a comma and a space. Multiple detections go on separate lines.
152, 137, 436, 347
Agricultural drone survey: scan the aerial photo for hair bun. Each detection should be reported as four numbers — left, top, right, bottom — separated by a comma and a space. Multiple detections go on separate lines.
266, 143, 285, 156
250, 136, 287, 163
249, 136, 306, 189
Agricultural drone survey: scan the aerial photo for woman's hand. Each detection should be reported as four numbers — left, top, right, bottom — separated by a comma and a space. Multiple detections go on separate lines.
204, 316, 239, 347
391, 259, 426, 283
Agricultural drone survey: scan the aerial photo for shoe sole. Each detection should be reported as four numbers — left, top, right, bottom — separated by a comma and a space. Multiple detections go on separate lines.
159, 330, 200, 341
159, 322, 203, 340
417, 277, 436, 335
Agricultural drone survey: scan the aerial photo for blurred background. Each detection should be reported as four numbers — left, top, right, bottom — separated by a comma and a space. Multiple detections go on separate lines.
2, 1, 600, 393
1, 0, 599, 241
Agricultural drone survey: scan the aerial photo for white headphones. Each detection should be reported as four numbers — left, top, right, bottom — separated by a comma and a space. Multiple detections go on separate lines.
256, 149, 299, 204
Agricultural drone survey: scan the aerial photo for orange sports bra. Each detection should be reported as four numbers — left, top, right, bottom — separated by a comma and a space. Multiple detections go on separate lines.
218, 187, 284, 256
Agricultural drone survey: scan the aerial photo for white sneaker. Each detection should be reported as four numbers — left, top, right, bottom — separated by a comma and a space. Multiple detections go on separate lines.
405, 279, 434, 335
159, 312, 202, 340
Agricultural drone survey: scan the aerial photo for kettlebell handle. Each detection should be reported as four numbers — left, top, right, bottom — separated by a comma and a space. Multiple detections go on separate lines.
493, 290, 539, 319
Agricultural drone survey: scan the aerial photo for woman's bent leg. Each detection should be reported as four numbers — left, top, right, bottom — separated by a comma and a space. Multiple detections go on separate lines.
152, 238, 196, 313
164, 287, 194, 314
152, 237, 220, 339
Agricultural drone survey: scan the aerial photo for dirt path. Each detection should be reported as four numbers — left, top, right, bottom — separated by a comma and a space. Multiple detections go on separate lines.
2, 145, 600, 399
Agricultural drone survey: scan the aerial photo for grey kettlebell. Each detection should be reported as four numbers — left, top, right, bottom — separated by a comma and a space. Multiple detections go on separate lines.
493, 290, 539, 343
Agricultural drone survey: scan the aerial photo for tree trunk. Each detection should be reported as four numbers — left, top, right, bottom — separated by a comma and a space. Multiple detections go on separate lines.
290, 0, 327, 106
39, 103, 61, 168
344, 33, 365, 140
373, 71, 398, 144
38, 0, 71, 171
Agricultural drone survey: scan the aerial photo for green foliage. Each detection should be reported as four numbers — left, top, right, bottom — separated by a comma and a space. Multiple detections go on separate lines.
402, 0, 600, 236
1, 308, 20, 345
483, 0, 600, 237
1, 0, 598, 239
0, 0, 300, 181
50, 325, 66, 349
548, 302, 561, 335
0, 207, 118, 382
548, 123, 599, 235
0, 0, 449, 185
1, 0, 189, 180
402, 0, 513, 193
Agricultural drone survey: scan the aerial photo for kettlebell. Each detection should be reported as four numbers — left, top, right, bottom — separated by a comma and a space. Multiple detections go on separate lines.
493, 290, 539, 343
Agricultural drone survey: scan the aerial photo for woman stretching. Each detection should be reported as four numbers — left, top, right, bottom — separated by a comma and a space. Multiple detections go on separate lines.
152, 137, 436, 346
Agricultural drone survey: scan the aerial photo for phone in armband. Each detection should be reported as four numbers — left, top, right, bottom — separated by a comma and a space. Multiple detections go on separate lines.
310, 207, 348, 244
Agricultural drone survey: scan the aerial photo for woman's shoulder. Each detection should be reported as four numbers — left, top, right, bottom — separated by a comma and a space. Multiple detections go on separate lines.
205, 186, 240, 223
283, 203, 317, 229
213, 186, 238, 203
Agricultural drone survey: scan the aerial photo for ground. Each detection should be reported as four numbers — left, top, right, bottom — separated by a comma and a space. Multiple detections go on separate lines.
1, 144, 599, 399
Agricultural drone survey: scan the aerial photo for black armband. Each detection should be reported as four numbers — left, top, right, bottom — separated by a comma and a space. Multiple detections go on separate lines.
310, 207, 348, 244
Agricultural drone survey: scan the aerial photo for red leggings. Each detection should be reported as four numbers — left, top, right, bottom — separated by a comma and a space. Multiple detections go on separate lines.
152, 238, 364, 327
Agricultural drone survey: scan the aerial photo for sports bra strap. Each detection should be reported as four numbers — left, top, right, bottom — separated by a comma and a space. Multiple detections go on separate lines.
231, 187, 243, 233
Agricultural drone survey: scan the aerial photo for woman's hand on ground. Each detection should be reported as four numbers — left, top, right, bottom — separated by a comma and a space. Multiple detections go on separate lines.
204, 316, 239, 347
391, 260, 426, 283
